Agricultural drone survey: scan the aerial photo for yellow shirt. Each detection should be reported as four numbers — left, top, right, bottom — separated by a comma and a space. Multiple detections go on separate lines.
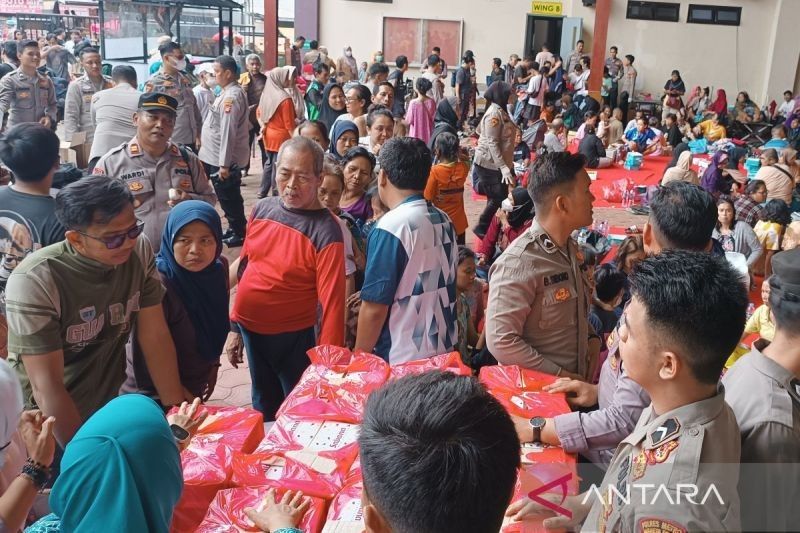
744, 304, 776, 341
698, 120, 727, 142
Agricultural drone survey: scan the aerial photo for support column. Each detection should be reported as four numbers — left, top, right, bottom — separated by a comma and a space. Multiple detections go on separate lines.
587, 0, 611, 101
263, 0, 278, 69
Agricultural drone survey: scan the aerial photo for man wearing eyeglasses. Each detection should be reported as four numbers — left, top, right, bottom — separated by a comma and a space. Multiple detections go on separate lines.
94, 93, 216, 252
5, 176, 189, 447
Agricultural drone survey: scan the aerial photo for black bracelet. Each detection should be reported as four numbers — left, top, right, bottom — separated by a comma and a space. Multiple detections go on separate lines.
21, 459, 50, 490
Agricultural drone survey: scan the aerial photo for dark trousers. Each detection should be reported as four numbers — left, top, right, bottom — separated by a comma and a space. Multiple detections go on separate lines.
473, 164, 508, 238
457, 92, 470, 130
609, 82, 619, 110
203, 162, 246, 237
240, 326, 315, 421
246, 125, 267, 173
619, 91, 631, 123
260, 151, 279, 198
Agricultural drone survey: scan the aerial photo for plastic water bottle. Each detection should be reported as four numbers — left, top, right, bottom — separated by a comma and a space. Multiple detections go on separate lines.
746, 303, 755, 319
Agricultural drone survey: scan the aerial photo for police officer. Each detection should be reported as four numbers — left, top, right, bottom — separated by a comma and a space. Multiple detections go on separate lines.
144, 42, 202, 152
64, 46, 112, 144
93, 93, 216, 252
0, 39, 56, 132
198, 55, 249, 248
486, 152, 595, 380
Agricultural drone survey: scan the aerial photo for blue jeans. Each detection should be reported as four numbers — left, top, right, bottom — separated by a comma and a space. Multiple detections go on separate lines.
240, 326, 315, 421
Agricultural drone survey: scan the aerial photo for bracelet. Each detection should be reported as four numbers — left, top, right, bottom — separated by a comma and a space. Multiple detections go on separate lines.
21, 458, 50, 490
273, 529, 302, 533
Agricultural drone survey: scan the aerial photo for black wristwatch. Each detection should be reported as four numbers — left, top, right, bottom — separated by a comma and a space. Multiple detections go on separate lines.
170, 423, 190, 447
529, 416, 547, 443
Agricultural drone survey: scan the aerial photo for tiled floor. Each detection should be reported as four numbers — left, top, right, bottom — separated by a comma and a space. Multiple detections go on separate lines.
207, 151, 644, 408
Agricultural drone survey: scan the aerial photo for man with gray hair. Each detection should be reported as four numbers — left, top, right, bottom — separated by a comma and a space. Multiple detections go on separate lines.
543, 118, 566, 153
226, 136, 345, 419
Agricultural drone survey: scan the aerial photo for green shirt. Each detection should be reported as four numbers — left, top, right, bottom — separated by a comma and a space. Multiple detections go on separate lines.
5, 237, 164, 420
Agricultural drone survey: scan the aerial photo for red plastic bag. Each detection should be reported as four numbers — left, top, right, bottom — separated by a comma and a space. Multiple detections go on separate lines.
231, 449, 349, 500
479, 366, 570, 419
601, 177, 634, 204
170, 441, 233, 533
257, 416, 359, 466
276, 345, 390, 423
166, 405, 265, 454
389, 352, 472, 379
501, 458, 579, 532
196, 486, 327, 533
321, 479, 365, 532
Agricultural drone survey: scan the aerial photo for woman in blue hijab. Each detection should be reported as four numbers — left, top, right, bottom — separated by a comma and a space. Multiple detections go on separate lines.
121, 201, 230, 402
26, 395, 183, 533
329, 119, 360, 161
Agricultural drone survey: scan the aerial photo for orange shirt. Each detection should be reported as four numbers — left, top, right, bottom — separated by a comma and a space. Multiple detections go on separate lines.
262, 98, 296, 152
424, 161, 470, 235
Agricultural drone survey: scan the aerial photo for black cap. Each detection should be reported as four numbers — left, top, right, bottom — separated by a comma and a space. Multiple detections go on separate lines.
772, 248, 800, 294
138, 93, 178, 114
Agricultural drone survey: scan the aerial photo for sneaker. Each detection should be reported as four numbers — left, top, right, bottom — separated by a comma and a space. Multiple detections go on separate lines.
222, 228, 234, 240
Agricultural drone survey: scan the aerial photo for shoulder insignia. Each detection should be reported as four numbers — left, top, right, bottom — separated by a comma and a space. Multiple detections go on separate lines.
631, 449, 647, 481
224, 98, 233, 113
638, 518, 687, 533
92, 166, 106, 175
645, 440, 679, 464
489, 116, 500, 127
128, 181, 144, 192
576, 248, 585, 264
129, 143, 141, 156
649, 417, 680, 447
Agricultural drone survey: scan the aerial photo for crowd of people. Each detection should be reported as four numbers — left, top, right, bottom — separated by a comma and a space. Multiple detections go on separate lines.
0, 29, 797, 533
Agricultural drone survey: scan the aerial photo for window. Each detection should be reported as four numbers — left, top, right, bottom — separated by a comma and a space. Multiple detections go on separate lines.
626, 1, 680, 22
688, 4, 742, 26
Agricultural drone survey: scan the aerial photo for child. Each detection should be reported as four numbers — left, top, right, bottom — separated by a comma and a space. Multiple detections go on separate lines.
512, 128, 531, 170
754, 199, 791, 277
455, 246, 484, 368
590, 263, 626, 335
296, 120, 330, 151
508, 251, 747, 532
304, 62, 330, 121
361, 184, 388, 242
424, 132, 470, 244
600, 65, 612, 106
405, 77, 435, 145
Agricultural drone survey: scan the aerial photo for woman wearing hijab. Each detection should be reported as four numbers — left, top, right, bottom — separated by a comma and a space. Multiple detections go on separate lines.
734, 91, 762, 123
336, 46, 358, 84
318, 83, 347, 132
705, 88, 728, 121
472, 81, 519, 238
662, 69, 686, 121
25, 395, 199, 533
0, 359, 56, 533
662, 149, 699, 185
428, 96, 460, 152
329, 120, 359, 160
121, 201, 229, 404
258, 66, 298, 198
700, 150, 733, 196
476, 187, 534, 267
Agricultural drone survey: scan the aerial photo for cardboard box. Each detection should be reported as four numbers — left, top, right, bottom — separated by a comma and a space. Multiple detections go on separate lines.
59, 131, 90, 169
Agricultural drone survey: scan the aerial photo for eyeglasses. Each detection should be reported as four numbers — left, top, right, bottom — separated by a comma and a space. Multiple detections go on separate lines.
345, 97, 362, 103
76, 221, 145, 249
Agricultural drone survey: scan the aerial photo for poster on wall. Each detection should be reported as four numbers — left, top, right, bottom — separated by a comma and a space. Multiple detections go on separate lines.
0, 0, 43, 13
383, 17, 461, 66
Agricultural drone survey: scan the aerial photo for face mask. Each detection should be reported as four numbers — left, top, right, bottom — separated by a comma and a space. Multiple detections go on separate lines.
172, 57, 187, 71
501, 198, 514, 212
207, 76, 217, 87
345, 50, 352, 57
375, 56, 384, 63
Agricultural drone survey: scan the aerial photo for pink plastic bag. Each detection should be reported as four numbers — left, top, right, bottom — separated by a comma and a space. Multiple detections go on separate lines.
322, 479, 365, 532
389, 352, 472, 379
170, 441, 233, 533
479, 366, 570, 420
601, 177, 634, 204
166, 405, 264, 454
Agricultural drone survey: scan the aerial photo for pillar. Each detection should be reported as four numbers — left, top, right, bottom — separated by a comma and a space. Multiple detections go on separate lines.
263, 0, 278, 69
587, 0, 611, 101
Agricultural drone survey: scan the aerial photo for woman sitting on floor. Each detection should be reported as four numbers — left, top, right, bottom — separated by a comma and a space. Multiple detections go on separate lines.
578, 123, 612, 168
662, 149, 698, 185
711, 197, 763, 271
476, 187, 534, 270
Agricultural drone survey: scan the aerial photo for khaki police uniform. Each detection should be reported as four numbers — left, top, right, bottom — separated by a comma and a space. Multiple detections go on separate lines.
93, 137, 216, 251
486, 218, 591, 378
0, 68, 57, 129
198, 82, 250, 239
144, 71, 202, 146
64, 74, 112, 142
583, 389, 741, 533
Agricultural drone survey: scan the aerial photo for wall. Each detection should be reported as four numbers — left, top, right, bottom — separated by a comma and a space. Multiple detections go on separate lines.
319, 0, 798, 104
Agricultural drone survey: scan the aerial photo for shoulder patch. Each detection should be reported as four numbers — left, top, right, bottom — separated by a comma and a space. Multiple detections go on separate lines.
649, 417, 680, 448
92, 166, 106, 175
129, 142, 141, 156
645, 440, 679, 464
638, 518, 686, 533
489, 116, 500, 127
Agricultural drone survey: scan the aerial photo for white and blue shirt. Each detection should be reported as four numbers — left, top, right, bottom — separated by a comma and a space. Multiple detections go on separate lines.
360, 195, 458, 364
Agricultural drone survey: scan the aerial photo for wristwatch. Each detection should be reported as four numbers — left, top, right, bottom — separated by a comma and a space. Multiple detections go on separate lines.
170, 423, 190, 448
529, 416, 547, 443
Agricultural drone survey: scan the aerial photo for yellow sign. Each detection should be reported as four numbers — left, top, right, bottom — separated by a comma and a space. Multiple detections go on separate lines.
531, 1, 563, 16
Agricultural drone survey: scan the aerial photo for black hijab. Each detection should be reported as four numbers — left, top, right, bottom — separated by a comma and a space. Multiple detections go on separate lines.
507, 187, 534, 228
318, 82, 346, 131
429, 96, 459, 151
665, 142, 690, 170
484, 81, 512, 111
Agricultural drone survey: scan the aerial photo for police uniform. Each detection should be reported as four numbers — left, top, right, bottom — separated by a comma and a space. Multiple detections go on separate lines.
0, 68, 57, 129
486, 218, 591, 378
144, 70, 202, 147
93, 94, 216, 252
722, 248, 800, 532
582, 389, 741, 533
198, 81, 249, 240
64, 74, 112, 142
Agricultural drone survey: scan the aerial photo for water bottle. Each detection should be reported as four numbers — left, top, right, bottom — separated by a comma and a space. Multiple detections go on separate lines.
746, 303, 755, 320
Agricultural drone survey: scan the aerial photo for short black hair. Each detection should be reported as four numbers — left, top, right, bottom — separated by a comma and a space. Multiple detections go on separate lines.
594, 264, 626, 303
79, 46, 99, 58
55, 176, 134, 230
427, 54, 440, 67
366, 107, 394, 128
768, 267, 800, 333
0, 123, 60, 183
111, 65, 137, 86
372, 81, 394, 98
295, 36, 306, 43
432, 46, 441, 53
297, 120, 330, 146
629, 250, 748, 384
158, 41, 181, 57
761, 199, 791, 225
458, 245, 476, 265
610, 45, 618, 52
577, 39, 585, 45
648, 182, 716, 251
2, 41, 17, 62
581, 57, 591, 68
359, 372, 520, 533
531, 61, 541, 71
527, 151, 587, 210
434, 131, 459, 162
415, 76, 432, 96
368, 62, 390, 78
493, 57, 502, 67
784, 90, 793, 97
309, 40, 319, 49
215, 55, 238, 75
379, 137, 432, 191
341, 146, 376, 172
744, 179, 765, 195
395, 55, 408, 69
313, 61, 330, 75
18, 39, 38, 51
625, 54, 635, 64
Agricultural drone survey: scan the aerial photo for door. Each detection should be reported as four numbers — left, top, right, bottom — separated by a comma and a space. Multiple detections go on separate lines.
524, 15, 563, 60
559, 17, 582, 59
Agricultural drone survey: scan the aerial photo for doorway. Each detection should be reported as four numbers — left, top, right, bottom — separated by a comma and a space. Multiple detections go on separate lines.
524, 15, 562, 59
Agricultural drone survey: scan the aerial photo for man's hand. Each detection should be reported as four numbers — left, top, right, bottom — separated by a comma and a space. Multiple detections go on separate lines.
18, 410, 56, 467
219, 167, 230, 180
511, 415, 534, 443
224, 332, 244, 368
245, 488, 311, 532
167, 188, 189, 208
166, 398, 207, 440
505, 493, 592, 530
543, 378, 598, 408
39, 116, 52, 129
